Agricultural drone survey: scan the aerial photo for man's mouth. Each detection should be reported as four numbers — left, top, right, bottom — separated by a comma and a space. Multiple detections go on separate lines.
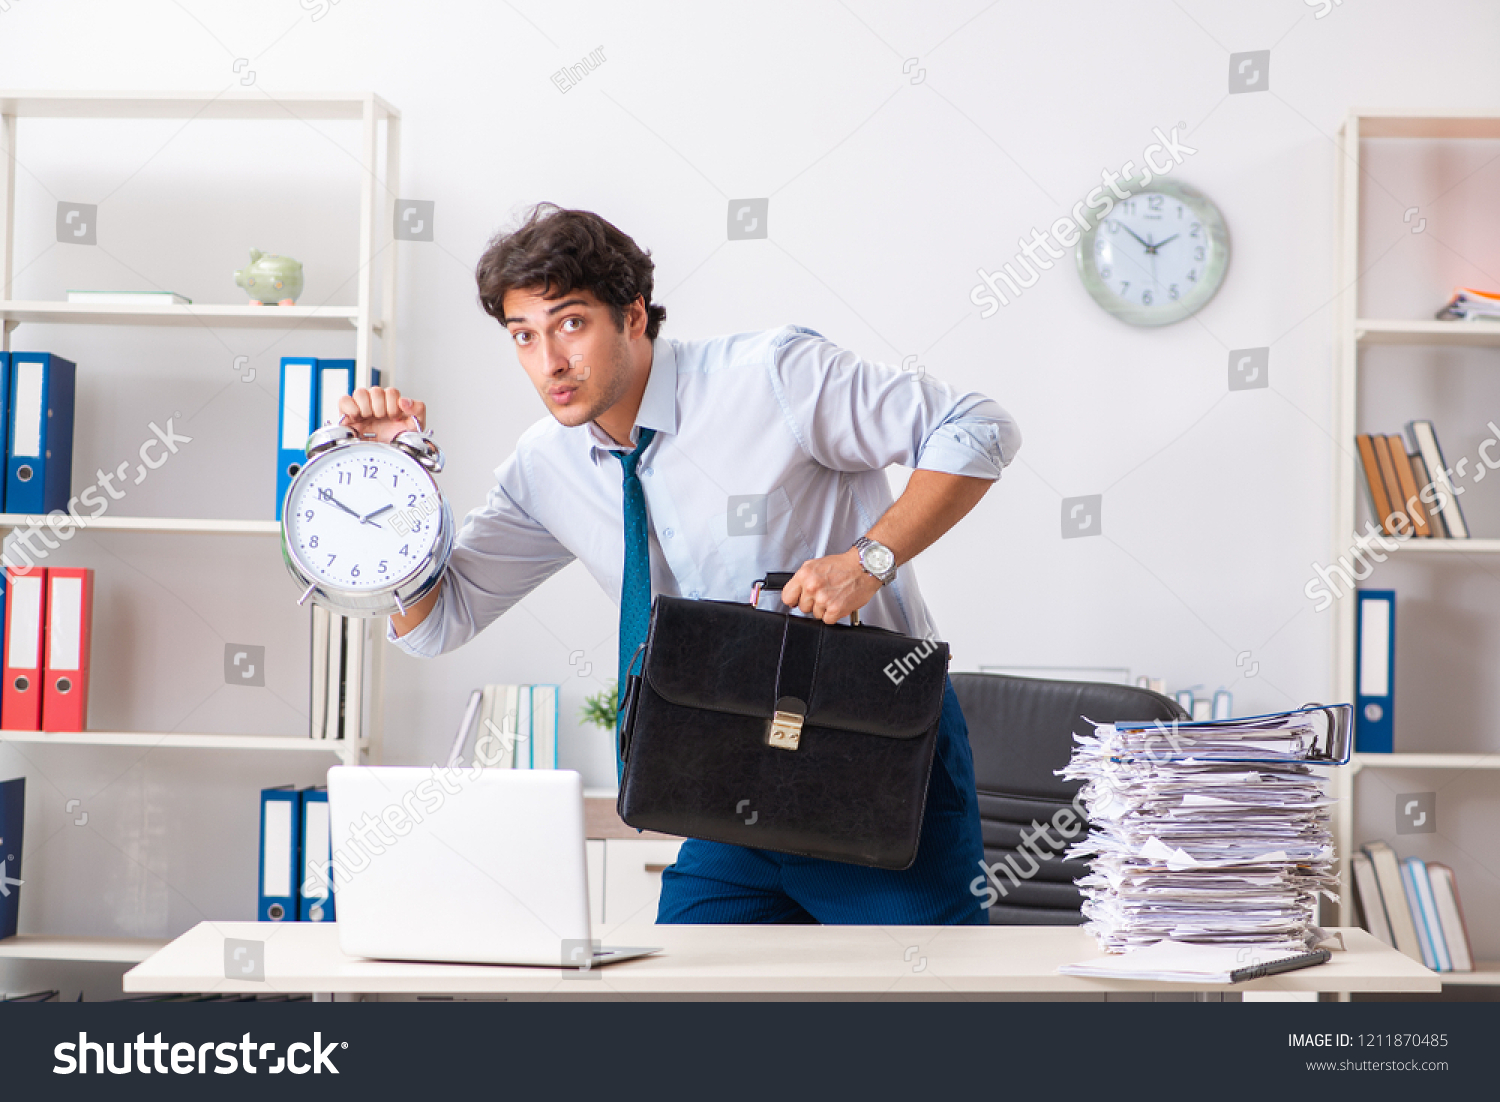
549, 384, 579, 405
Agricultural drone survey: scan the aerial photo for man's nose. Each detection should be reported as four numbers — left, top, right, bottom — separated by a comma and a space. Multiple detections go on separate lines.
539, 335, 572, 376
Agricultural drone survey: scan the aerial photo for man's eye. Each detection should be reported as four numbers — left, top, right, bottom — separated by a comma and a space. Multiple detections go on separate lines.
513, 331, 531, 345
563, 317, 582, 331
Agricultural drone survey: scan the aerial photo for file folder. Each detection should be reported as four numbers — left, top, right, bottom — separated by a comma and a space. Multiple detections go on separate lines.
0, 776, 23, 940
2, 567, 46, 730
532, 684, 559, 769
42, 567, 92, 732
0, 353, 9, 512
314, 360, 380, 431
276, 357, 318, 521
1355, 589, 1395, 753
299, 787, 335, 922
258, 786, 301, 922
7, 352, 76, 515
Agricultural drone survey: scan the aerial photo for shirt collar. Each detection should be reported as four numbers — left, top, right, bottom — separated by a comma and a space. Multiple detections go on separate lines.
586, 336, 678, 454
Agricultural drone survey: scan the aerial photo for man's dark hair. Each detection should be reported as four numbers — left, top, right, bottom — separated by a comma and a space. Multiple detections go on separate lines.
476, 203, 667, 341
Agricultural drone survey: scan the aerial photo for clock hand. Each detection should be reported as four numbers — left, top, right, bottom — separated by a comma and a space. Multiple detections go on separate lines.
319, 493, 364, 522
1116, 223, 1153, 251
1151, 233, 1179, 250
359, 504, 394, 527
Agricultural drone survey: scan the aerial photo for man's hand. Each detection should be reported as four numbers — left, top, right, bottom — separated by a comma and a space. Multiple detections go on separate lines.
780, 549, 883, 624
339, 386, 427, 443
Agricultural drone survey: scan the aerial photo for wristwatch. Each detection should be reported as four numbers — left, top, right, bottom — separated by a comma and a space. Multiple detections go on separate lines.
852, 535, 898, 585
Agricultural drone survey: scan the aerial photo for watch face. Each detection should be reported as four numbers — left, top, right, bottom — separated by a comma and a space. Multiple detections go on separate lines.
1075, 177, 1228, 327
863, 544, 896, 576
284, 443, 442, 591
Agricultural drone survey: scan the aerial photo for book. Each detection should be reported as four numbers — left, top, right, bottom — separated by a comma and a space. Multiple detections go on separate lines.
499, 685, 525, 768
531, 684, 559, 769
1407, 453, 1448, 537
1406, 421, 1468, 538
1400, 856, 1450, 971
1058, 940, 1331, 984
1362, 842, 1422, 961
1436, 285, 1500, 321
1385, 435, 1432, 536
1356, 435, 1397, 535
1426, 863, 1474, 972
66, 290, 192, 305
1371, 435, 1410, 536
1351, 851, 1393, 947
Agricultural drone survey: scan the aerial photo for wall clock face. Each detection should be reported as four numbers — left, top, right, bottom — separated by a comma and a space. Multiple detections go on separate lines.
1075, 177, 1229, 326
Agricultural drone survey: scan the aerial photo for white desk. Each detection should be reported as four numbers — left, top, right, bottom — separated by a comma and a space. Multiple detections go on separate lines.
124, 923, 1439, 1000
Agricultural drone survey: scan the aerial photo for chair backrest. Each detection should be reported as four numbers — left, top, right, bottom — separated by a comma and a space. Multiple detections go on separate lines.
950, 673, 1187, 925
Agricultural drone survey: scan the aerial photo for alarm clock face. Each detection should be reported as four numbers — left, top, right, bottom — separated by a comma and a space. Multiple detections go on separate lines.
1075, 177, 1228, 326
284, 442, 443, 592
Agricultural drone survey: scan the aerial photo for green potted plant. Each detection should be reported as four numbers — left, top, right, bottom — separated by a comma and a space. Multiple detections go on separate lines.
580, 683, 618, 731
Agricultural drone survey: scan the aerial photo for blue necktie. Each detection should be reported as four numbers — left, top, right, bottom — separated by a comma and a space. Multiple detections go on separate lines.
614, 426, 656, 780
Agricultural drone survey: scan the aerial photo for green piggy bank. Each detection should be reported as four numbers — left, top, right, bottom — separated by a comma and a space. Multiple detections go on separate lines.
234, 249, 304, 305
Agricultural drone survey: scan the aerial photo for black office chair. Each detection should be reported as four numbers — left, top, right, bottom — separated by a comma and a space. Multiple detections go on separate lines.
950, 673, 1188, 925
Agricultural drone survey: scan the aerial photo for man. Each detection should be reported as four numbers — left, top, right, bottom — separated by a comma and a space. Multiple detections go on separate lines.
341, 202, 1020, 925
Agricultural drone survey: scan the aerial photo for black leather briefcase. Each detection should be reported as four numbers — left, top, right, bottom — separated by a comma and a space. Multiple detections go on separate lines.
617, 579, 949, 870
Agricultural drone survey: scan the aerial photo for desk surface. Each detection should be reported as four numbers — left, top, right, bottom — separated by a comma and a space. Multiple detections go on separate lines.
124, 923, 1439, 998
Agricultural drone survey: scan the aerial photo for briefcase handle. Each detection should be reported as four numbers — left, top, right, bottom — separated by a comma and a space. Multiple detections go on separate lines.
750, 572, 860, 627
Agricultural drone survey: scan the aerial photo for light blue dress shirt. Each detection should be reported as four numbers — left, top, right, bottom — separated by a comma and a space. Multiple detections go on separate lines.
387, 324, 1020, 656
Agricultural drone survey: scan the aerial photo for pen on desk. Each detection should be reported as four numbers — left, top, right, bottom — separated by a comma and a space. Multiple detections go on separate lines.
1230, 949, 1332, 983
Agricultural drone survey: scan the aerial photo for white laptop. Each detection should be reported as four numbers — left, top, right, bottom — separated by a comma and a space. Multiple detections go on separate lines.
326, 766, 659, 968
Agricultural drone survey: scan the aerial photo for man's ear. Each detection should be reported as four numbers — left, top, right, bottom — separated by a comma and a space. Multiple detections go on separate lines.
625, 295, 648, 340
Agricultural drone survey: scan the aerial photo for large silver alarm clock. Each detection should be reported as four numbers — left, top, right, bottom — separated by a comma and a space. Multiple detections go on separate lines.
281, 418, 454, 618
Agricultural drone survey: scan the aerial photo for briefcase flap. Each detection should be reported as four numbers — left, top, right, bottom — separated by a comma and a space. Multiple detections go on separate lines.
642, 596, 948, 740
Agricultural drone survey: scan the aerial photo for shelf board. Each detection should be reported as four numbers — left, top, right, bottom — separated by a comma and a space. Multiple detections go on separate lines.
1352, 752, 1500, 770
0, 731, 362, 752
0, 90, 398, 121
1355, 319, 1500, 346
0, 300, 378, 332
1440, 963, 1500, 985
0, 934, 167, 964
1354, 110, 1500, 140
0, 514, 278, 535
1374, 537, 1500, 553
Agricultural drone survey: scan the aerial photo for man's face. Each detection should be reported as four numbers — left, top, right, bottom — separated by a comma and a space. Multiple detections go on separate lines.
502, 287, 638, 428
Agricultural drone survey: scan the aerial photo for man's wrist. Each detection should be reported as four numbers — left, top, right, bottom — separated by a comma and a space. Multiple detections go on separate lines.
852, 535, 898, 585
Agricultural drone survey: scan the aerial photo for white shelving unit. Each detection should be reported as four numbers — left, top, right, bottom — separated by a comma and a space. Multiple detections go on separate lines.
0, 90, 401, 963
1330, 109, 1500, 988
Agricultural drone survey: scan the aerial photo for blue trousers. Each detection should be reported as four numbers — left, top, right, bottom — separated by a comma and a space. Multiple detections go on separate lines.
656, 677, 988, 925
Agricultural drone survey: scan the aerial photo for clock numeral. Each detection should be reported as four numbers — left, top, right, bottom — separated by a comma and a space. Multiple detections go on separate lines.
1177, 204, 1185, 219
303, 510, 314, 520
1106, 220, 1119, 233
1121, 200, 1135, 215
309, 535, 319, 548
378, 560, 389, 573
337, 471, 351, 484
326, 554, 336, 566
318, 488, 333, 501
363, 464, 379, 479
399, 544, 410, 557
1189, 221, 1201, 237
1187, 269, 1198, 282
1193, 245, 1205, 261
1147, 195, 1163, 211
1118, 281, 1130, 295
1168, 284, 1179, 300
407, 494, 417, 506
391, 473, 399, 487
1141, 289, 1153, 306
351, 565, 360, 578
1099, 266, 1112, 279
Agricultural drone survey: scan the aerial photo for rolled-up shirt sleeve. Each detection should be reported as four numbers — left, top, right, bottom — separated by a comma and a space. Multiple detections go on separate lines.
386, 450, 574, 658
768, 326, 1020, 479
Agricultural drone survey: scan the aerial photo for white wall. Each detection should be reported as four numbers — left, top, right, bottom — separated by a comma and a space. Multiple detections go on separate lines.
3, 0, 1500, 992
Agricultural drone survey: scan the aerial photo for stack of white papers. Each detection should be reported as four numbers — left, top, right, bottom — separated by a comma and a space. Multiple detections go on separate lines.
1060, 709, 1342, 954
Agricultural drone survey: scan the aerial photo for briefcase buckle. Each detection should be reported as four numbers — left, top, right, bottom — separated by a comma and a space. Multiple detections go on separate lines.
768, 710, 803, 751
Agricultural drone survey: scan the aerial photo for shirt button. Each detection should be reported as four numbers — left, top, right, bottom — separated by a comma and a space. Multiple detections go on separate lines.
663, 528, 675, 538
643, 466, 654, 476
689, 590, 701, 599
